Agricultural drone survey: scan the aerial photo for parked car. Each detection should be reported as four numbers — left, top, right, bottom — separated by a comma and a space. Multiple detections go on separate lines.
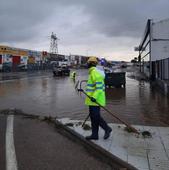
17, 64, 28, 71
53, 64, 70, 76
61, 64, 70, 76
53, 66, 62, 76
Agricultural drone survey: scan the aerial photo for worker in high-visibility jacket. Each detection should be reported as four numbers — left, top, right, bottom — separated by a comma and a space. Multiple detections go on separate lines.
70, 71, 76, 80
85, 57, 112, 140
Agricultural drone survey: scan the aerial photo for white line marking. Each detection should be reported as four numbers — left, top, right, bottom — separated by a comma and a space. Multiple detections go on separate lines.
6, 115, 18, 170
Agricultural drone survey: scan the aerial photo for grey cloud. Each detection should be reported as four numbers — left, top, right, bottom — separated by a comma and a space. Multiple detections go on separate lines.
1, 0, 169, 52
0, 0, 60, 42
55, 0, 169, 37
79, 0, 169, 37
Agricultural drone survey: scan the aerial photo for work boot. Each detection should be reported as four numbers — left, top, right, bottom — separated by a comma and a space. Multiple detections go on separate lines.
85, 135, 98, 140
104, 128, 112, 140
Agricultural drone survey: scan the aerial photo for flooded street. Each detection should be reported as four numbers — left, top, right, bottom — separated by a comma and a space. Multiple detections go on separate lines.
0, 69, 169, 126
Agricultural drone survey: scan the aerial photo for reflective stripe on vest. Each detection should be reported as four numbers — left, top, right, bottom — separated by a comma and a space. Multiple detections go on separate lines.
96, 82, 102, 84
87, 83, 95, 87
85, 67, 106, 106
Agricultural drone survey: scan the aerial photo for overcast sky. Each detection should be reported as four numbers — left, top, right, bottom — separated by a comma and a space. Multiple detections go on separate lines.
0, 0, 169, 61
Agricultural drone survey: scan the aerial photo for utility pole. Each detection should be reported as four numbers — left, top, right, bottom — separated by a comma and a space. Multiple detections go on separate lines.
50, 32, 59, 55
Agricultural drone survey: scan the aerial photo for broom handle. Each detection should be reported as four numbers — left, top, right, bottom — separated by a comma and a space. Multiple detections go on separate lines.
81, 90, 139, 134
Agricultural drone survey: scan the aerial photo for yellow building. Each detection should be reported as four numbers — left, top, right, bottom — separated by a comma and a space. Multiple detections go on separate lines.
0, 45, 45, 65
0, 45, 28, 56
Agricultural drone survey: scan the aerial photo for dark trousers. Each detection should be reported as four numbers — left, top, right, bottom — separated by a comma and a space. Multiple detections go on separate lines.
89, 106, 109, 137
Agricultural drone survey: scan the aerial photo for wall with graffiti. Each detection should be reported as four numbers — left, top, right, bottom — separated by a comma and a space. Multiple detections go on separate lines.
0, 45, 48, 71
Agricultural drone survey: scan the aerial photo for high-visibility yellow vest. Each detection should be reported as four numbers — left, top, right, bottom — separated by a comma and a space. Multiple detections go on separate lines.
70, 71, 76, 79
85, 67, 106, 106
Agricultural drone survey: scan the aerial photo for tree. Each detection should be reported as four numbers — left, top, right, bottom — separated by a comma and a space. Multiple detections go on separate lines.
131, 57, 138, 63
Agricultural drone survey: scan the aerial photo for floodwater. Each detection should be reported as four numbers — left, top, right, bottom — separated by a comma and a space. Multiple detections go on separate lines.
0, 69, 169, 126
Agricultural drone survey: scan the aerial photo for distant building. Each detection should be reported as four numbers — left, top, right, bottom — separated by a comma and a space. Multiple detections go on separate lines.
0, 45, 47, 64
68, 55, 88, 67
0, 45, 89, 71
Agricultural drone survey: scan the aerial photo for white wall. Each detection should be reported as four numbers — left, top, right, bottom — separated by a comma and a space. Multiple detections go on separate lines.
20, 56, 28, 65
3, 54, 12, 63
151, 19, 169, 61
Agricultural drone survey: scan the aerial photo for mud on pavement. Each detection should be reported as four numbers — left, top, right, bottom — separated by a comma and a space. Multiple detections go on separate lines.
0, 109, 137, 170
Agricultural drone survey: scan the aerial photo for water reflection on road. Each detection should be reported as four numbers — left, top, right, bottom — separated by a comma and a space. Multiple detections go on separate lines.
0, 69, 169, 126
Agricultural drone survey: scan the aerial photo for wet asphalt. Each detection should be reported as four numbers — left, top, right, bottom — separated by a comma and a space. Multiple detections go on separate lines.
0, 69, 169, 126
0, 70, 87, 119
0, 113, 135, 170
14, 115, 113, 170
0, 115, 6, 170
1, 68, 169, 170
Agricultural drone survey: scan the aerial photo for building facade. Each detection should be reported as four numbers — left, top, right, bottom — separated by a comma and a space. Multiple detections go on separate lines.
136, 19, 169, 95
0, 45, 89, 71
136, 19, 169, 80
0, 45, 49, 71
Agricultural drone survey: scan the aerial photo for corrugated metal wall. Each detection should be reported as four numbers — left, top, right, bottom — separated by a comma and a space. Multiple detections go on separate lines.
151, 19, 169, 61
154, 58, 169, 80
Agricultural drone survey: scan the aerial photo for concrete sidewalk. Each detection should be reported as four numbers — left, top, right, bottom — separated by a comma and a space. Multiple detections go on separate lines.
57, 118, 169, 170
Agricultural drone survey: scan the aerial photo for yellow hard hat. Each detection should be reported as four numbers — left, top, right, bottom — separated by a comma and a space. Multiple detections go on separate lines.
87, 56, 98, 64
